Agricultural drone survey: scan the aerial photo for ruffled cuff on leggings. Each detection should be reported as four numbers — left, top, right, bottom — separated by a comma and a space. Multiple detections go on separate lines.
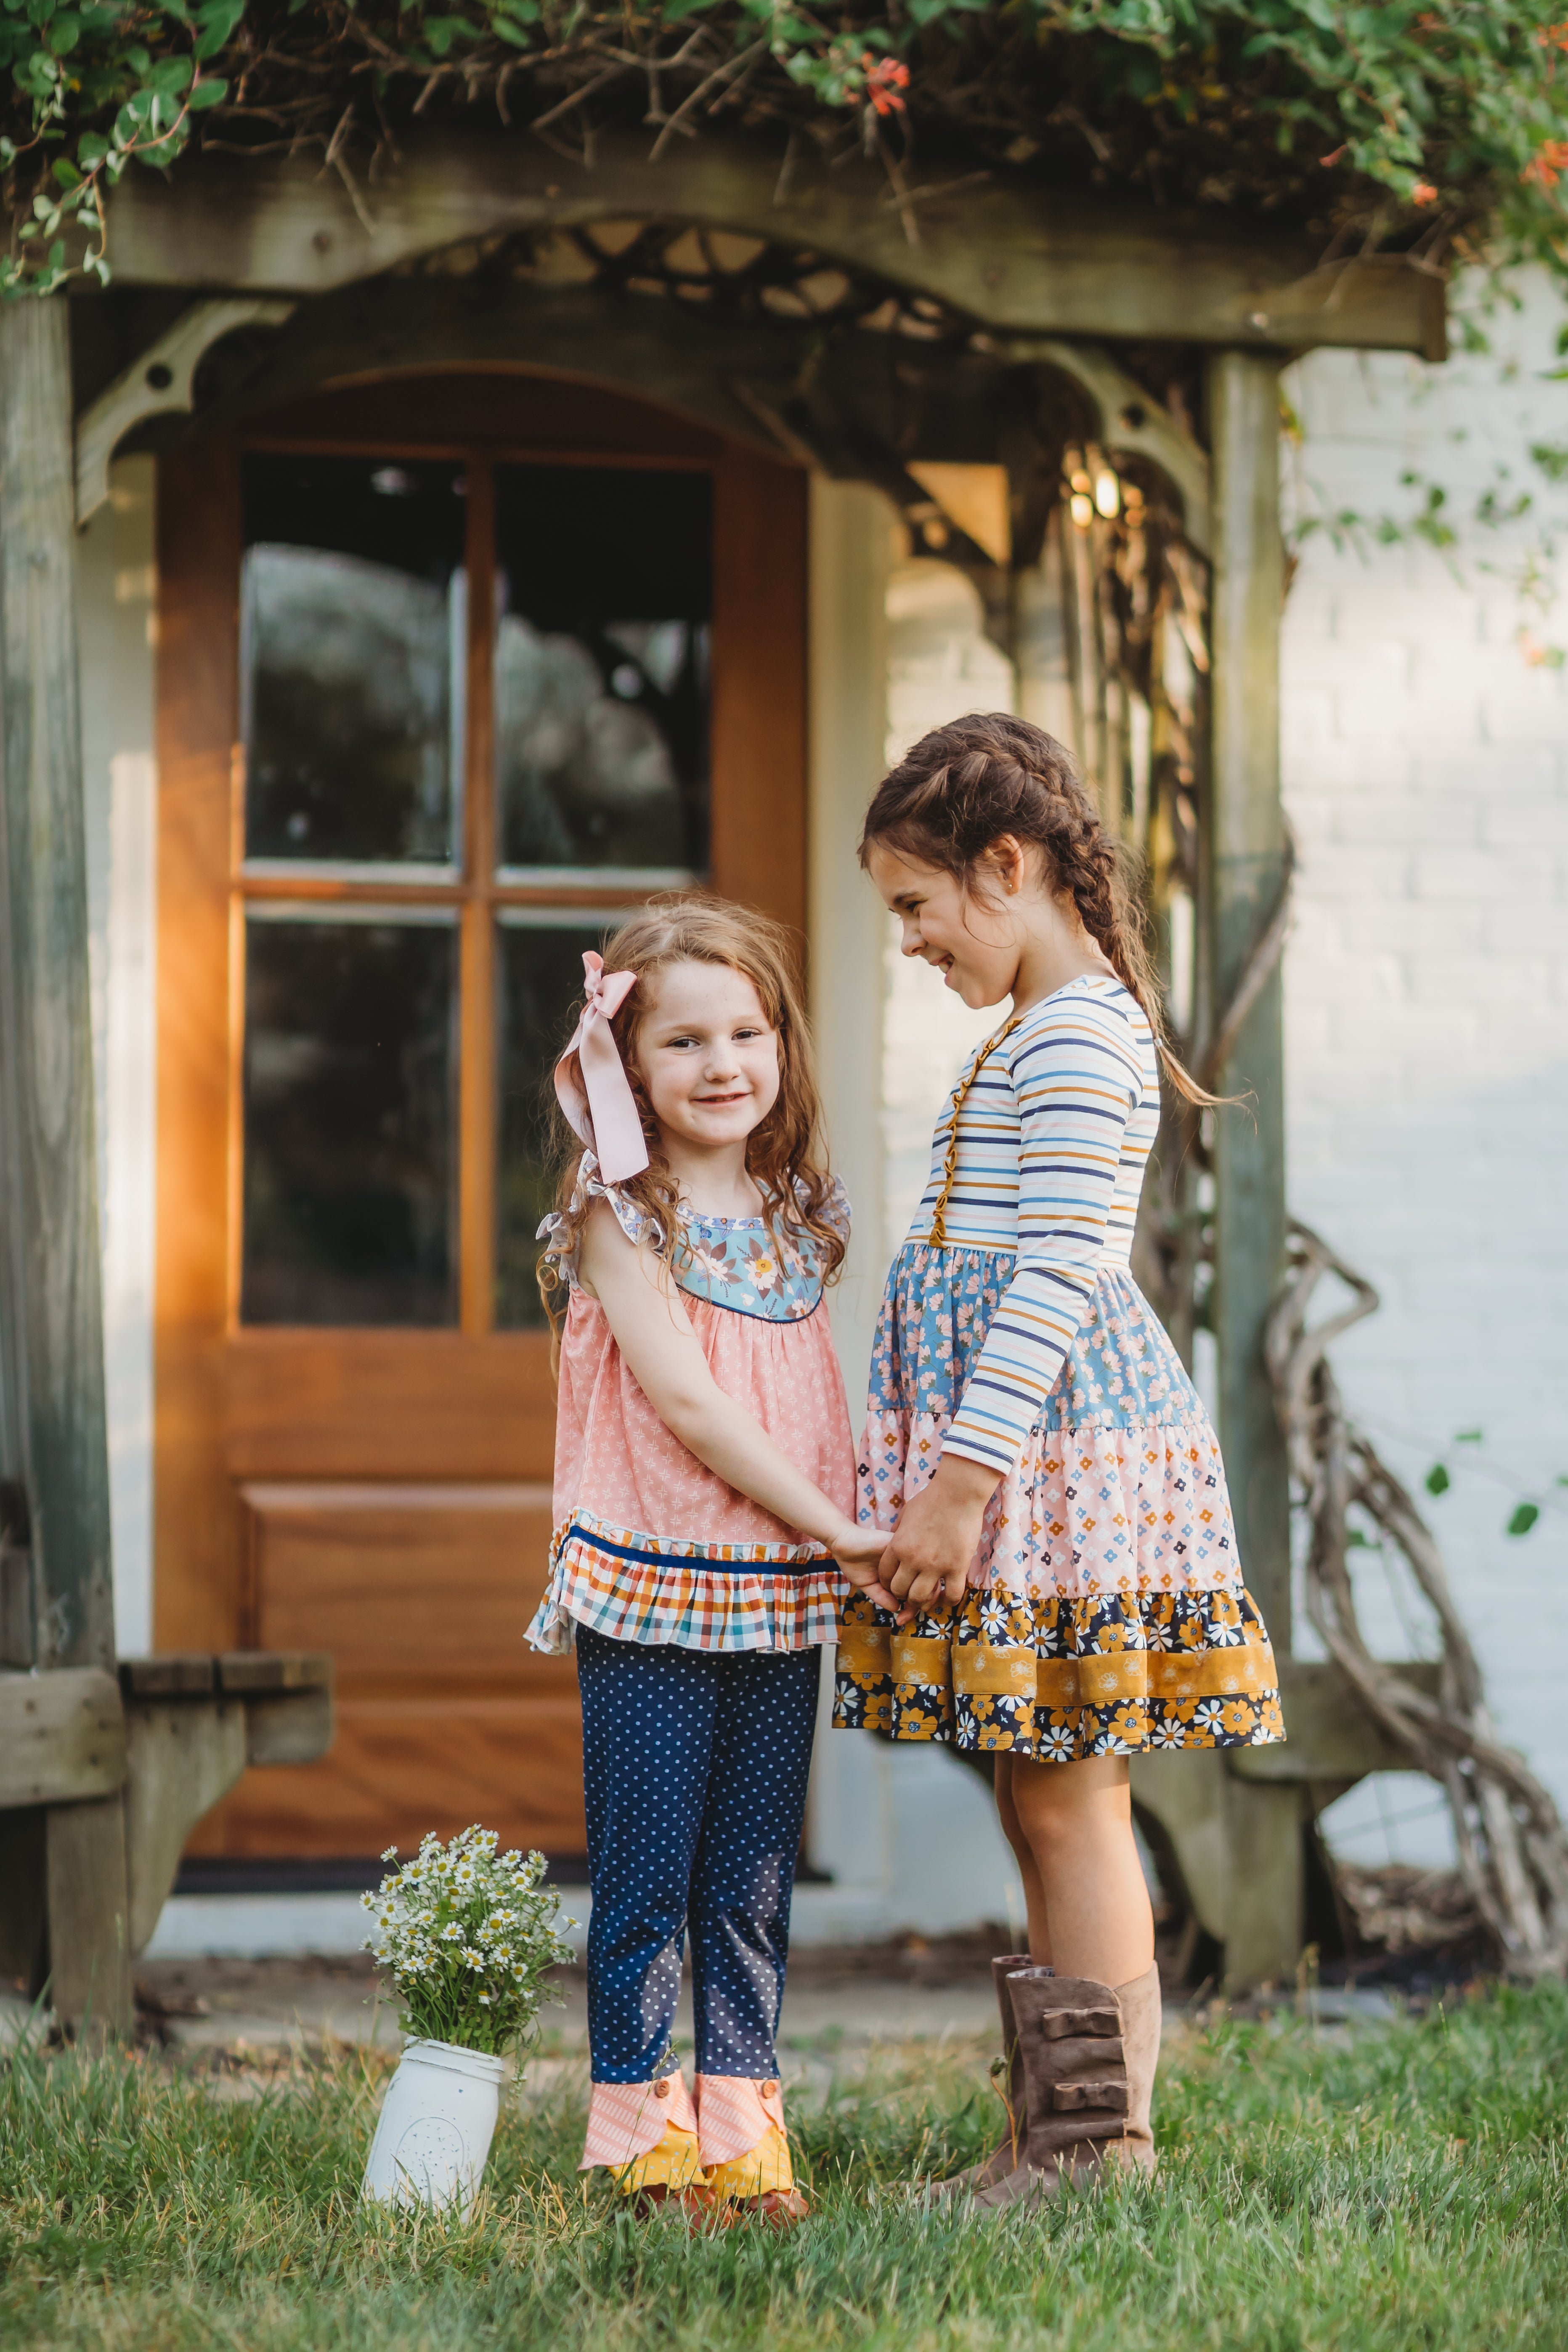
580, 2071, 790, 2187
581, 2071, 697, 2169
692, 2073, 786, 2167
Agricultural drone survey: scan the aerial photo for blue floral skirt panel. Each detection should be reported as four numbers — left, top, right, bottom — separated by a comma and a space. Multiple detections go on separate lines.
834, 1242, 1286, 1760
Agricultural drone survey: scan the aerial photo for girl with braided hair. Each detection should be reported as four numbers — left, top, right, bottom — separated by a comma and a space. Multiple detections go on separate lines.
836, 712, 1284, 2210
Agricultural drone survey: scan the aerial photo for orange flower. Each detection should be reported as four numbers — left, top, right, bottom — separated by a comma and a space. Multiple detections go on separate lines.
1411, 181, 1438, 206
1539, 20, 1568, 47
863, 55, 910, 116
1523, 139, 1568, 187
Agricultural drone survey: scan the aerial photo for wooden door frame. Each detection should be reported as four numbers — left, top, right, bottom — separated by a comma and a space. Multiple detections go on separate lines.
152, 372, 808, 1700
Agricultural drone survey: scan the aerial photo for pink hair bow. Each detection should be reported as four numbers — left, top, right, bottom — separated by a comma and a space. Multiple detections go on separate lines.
554, 951, 650, 1186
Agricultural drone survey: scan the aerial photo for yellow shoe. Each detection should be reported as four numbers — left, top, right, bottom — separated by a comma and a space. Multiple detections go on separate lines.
699, 2120, 794, 2202
609, 2118, 702, 2200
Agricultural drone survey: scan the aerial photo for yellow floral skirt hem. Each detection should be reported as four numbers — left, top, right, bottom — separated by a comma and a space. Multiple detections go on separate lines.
832, 1583, 1284, 1758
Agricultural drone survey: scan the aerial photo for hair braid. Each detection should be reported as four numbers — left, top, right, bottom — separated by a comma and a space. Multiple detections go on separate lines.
858, 711, 1218, 1109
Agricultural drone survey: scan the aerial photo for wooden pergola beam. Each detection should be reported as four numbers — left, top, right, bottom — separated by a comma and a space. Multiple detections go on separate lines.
101, 125, 1445, 359
1206, 347, 1298, 1991
0, 302, 116, 1676
0, 299, 133, 2038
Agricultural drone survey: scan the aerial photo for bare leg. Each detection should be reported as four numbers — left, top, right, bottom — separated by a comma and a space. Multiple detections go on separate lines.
993, 1755, 1052, 1964
1007, 1753, 1154, 1986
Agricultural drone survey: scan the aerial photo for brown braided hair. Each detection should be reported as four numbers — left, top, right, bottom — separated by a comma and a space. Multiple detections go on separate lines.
859, 711, 1218, 1109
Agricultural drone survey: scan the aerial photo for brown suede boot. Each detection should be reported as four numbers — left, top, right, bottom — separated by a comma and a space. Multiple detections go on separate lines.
970, 1969, 1147, 2212
926, 1954, 1034, 2203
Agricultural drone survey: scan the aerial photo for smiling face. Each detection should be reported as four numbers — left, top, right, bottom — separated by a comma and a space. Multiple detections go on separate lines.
865, 841, 1030, 1010
632, 958, 782, 1154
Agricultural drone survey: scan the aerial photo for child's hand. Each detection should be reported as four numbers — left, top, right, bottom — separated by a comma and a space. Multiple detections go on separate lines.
881, 1459, 996, 1611
830, 1523, 910, 1619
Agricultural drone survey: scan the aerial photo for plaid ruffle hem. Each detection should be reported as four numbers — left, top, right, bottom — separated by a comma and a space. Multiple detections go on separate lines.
528, 1510, 844, 1655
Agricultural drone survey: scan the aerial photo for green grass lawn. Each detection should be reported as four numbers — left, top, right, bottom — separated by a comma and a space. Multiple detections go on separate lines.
2, 1983, 1565, 2352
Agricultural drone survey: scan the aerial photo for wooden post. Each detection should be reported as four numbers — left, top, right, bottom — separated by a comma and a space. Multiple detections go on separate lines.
0, 296, 130, 2036
1205, 348, 1300, 1988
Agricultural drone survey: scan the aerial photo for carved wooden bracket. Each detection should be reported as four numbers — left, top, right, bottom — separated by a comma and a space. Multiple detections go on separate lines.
995, 337, 1212, 556
74, 296, 295, 525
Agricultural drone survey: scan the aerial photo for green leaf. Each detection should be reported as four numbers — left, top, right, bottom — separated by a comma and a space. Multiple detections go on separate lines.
419, 12, 480, 52
44, 11, 80, 52
193, 0, 244, 55
185, 72, 226, 105
1506, 1502, 1539, 1537
1425, 1462, 1450, 1496
76, 127, 108, 162
51, 154, 80, 183
145, 50, 192, 92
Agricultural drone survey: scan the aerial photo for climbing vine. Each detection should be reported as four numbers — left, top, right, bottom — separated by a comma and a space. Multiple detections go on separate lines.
7, 0, 1568, 295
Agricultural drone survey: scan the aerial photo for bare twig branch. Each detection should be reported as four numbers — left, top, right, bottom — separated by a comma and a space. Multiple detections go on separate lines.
650, 36, 766, 162
1268, 1221, 1568, 1977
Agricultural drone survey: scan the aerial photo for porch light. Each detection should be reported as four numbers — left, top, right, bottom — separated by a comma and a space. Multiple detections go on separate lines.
1094, 467, 1121, 518
1070, 492, 1094, 529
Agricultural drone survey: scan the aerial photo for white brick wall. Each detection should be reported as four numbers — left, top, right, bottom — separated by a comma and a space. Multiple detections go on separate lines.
881, 560, 1013, 1262
1282, 277, 1568, 1861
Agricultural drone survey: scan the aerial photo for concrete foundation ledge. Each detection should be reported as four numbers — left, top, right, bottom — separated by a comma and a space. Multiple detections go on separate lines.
141, 1882, 987, 1962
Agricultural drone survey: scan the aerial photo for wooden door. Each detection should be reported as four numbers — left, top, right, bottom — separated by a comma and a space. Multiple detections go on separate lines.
154, 371, 807, 1862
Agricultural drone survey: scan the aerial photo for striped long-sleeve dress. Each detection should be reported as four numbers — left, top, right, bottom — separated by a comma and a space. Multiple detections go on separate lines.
833, 973, 1285, 1760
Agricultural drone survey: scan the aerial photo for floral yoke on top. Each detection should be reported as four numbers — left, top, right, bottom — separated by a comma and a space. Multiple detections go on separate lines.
834, 974, 1285, 1760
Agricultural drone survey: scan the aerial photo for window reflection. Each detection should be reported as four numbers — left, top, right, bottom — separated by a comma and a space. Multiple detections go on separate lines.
241, 455, 466, 866
242, 913, 458, 1326
493, 466, 711, 874
494, 916, 615, 1327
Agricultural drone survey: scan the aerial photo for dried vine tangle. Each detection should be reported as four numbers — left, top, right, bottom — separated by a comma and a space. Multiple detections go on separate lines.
1268, 1224, 1568, 1978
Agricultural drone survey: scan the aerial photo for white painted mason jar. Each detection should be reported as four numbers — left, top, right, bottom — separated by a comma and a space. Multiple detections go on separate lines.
361, 2037, 507, 2217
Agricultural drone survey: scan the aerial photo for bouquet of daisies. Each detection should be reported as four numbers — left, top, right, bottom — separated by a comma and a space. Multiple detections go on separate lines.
361, 1826, 576, 2057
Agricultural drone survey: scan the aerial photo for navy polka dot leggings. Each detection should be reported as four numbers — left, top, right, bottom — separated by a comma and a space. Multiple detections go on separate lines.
576, 1625, 820, 2084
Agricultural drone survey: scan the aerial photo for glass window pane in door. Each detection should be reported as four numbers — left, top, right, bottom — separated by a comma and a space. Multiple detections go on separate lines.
494, 465, 711, 875
494, 915, 615, 1328
241, 454, 467, 865
242, 913, 458, 1325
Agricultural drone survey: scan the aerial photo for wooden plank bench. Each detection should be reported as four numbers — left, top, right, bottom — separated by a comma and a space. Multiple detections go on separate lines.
0, 1651, 334, 2033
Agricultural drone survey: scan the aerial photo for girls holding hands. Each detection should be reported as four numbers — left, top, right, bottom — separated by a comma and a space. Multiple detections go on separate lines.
527, 899, 885, 2226
532, 712, 1281, 2227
